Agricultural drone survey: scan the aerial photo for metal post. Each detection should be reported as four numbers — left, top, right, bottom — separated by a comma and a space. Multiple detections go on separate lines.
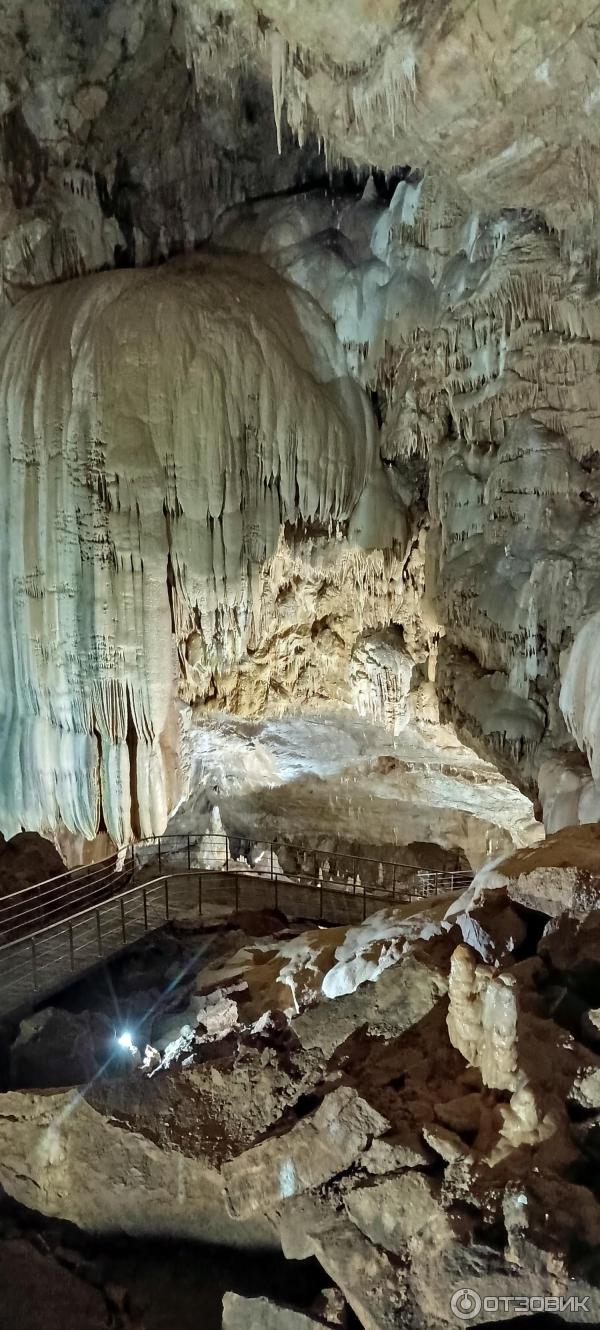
353, 858, 357, 894
165, 879, 169, 920
69, 923, 75, 971
313, 852, 318, 883
363, 876, 367, 921
96, 909, 102, 955
198, 874, 202, 916
120, 897, 126, 944
392, 863, 396, 904
157, 838, 162, 873
270, 844, 274, 881
320, 875, 324, 919
274, 876, 279, 911
31, 936, 38, 991
143, 887, 148, 930
225, 837, 229, 873
187, 834, 191, 870
131, 844, 136, 883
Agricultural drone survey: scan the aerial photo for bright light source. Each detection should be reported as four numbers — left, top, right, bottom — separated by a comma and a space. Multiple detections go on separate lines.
118, 1031, 136, 1053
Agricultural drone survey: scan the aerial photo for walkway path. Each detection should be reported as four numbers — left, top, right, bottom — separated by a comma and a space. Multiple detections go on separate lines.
0, 834, 472, 1019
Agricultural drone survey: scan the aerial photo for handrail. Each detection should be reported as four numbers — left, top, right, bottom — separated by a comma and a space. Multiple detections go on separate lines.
0, 831, 473, 952
0, 833, 470, 904
0, 859, 471, 1017
3, 845, 127, 899
0, 870, 176, 954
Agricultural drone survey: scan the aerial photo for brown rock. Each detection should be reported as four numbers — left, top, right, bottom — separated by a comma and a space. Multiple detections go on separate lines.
222, 1293, 332, 1329
434, 1092, 482, 1135
345, 1174, 451, 1255
361, 1131, 431, 1174
223, 1087, 389, 1220
506, 867, 600, 918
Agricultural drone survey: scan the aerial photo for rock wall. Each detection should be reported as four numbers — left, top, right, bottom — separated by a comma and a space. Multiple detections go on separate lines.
214, 177, 600, 825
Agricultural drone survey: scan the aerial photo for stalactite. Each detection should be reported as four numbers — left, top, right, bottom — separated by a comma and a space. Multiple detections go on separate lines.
0, 253, 378, 844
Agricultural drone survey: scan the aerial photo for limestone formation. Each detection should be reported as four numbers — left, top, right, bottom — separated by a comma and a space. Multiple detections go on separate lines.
5, 6, 600, 1325
0, 254, 380, 845
1, 882, 600, 1327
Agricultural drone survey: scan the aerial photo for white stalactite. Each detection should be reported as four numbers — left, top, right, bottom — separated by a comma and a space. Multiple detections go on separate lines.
0, 253, 376, 844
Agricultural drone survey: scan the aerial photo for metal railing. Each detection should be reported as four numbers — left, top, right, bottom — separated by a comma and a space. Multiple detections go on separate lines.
0, 833, 473, 947
0, 833, 473, 1017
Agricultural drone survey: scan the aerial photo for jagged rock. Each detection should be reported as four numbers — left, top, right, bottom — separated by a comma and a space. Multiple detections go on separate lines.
0, 832, 64, 898
291, 950, 448, 1058
0, 1238, 122, 1330
570, 1068, 600, 1111
507, 870, 600, 919
222, 1292, 339, 1329
0, 1086, 275, 1249
434, 1092, 482, 1136
582, 1008, 600, 1045
223, 1087, 389, 1220
307, 1221, 405, 1330
227, 909, 290, 937
361, 1131, 431, 1174
539, 912, 600, 980
10, 1008, 114, 1091
309, 1289, 348, 1328
345, 1174, 451, 1256
452, 895, 528, 964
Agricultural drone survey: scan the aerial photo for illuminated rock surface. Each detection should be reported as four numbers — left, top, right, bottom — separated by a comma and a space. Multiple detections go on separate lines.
2, 7, 600, 1324
1, 841, 600, 1326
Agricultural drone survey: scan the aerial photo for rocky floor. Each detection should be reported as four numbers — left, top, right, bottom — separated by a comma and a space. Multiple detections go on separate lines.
1, 827, 600, 1326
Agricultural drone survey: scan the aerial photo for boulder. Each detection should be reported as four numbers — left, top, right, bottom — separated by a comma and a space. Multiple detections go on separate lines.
223, 1087, 389, 1220
0, 832, 64, 899
10, 1008, 114, 1090
344, 1174, 451, 1255
222, 1292, 341, 1329
506, 868, 600, 918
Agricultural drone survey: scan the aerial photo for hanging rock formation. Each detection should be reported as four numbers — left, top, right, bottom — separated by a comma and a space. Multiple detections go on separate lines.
0, 253, 385, 843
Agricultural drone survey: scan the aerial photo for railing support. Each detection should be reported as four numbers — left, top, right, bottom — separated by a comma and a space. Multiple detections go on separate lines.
30, 936, 38, 991
0, 839, 475, 1021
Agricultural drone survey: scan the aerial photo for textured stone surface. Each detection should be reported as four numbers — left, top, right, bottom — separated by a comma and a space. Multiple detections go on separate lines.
0, 2, 600, 851
223, 1087, 389, 1220
0, 886, 600, 1324
222, 1292, 340, 1329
